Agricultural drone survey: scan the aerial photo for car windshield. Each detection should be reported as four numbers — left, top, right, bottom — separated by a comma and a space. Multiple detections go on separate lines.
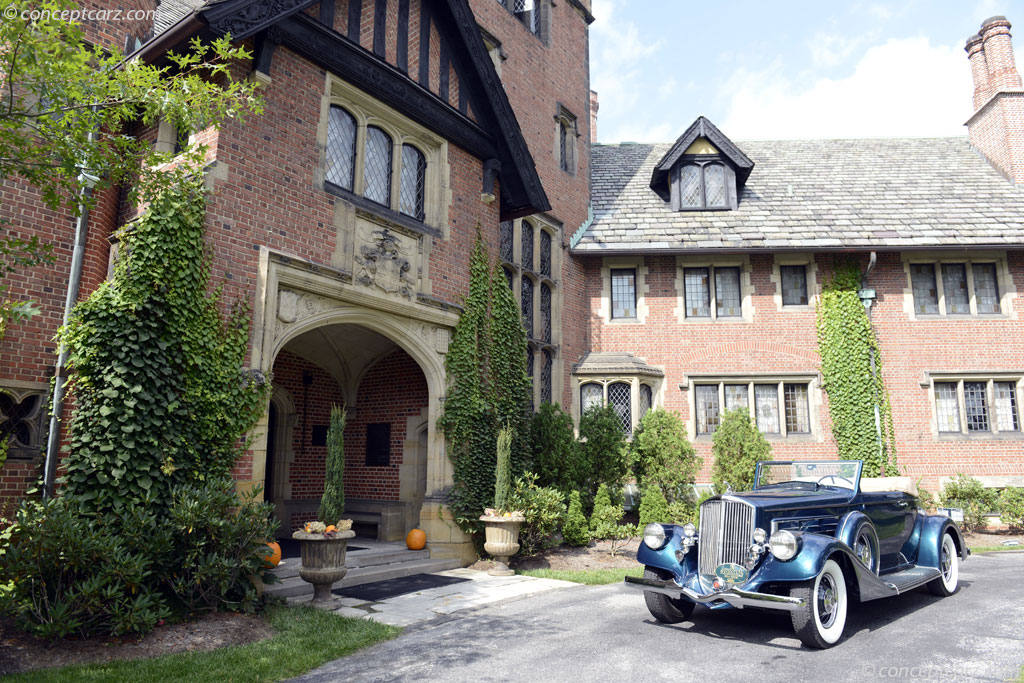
754, 461, 862, 492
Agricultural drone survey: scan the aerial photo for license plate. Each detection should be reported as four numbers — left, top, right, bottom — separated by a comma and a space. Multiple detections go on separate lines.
715, 563, 749, 585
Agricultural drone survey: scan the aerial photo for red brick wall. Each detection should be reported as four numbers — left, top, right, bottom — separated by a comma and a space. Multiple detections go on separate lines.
345, 348, 428, 499
584, 251, 1024, 493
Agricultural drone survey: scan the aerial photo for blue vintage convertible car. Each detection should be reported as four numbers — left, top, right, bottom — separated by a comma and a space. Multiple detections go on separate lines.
625, 460, 968, 648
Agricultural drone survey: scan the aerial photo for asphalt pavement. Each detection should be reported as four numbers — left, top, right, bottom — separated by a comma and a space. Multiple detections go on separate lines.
293, 551, 1024, 683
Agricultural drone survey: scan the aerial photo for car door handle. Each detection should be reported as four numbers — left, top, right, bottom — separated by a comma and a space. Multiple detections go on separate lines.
897, 500, 908, 507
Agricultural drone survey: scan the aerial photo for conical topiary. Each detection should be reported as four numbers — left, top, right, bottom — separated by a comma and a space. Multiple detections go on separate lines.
318, 405, 347, 523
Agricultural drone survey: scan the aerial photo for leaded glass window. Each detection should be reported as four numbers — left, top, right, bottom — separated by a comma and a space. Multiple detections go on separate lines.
639, 384, 653, 420
973, 263, 1000, 315
695, 385, 720, 435
934, 382, 961, 433
504, 0, 538, 35
559, 120, 569, 172
781, 265, 809, 306
0, 391, 44, 456
910, 264, 939, 315
964, 381, 989, 432
540, 230, 551, 277
499, 220, 514, 263
611, 269, 636, 319
995, 382, 1020, 431
521, 277, 534, 340
724, 384, 748, 413
942, 264, 969, 314
754, 384, 780, 434
784, 384, 810, 433
715, 267, 741, 318
363, 126, 392, 206
608, 382, 632, 435
503, 266, 515, 291
541, 350, 553, 405
399, 144, 426, 220
679, 165, 701, 208
325, 105, 357, 190
540, 283, 552, 343
684, 267, 710, 317
521, 222, 534, 271
704, 163, 726, 207
581, 382, 602, 412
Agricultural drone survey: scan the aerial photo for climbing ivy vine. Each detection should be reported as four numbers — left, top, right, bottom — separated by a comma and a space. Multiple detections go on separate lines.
59, 175, 269, 513
438, 228, 531, 533
816, 264, 898, 476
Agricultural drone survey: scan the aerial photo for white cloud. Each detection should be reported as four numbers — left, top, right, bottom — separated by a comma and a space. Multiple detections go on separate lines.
719, 37, 974, 140
808, 32, 867, 68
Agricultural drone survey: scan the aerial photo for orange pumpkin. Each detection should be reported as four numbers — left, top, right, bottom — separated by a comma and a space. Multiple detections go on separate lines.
262, 541, 282, 568
325, 524, 337, 533
406, 528, 426, 550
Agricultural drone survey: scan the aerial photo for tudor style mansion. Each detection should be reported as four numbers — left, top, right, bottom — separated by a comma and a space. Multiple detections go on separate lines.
1, 1, 1022, 562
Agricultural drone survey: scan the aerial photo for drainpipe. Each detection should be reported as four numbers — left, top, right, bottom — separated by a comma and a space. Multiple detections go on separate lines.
43, 164, 98, 499
858, 251, 885, 475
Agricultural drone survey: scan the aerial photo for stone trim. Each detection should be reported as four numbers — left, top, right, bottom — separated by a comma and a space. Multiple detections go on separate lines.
571, 373, 664, 436
770, 253, 819, 312
673, 254, 754, 323
923, 371, 1024, 440
599, 256, 649, 324
900, 250, 1018, 320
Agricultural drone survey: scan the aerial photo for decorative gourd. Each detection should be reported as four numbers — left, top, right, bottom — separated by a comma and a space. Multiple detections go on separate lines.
406, 528, 426, 550
263, 541, 282, 568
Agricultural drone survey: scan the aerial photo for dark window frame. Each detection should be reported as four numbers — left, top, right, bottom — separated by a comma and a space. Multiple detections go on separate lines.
610, 268, 637, 320
780, 264, 810, 306
684, 265, 744, 320
673, 156, 734, 211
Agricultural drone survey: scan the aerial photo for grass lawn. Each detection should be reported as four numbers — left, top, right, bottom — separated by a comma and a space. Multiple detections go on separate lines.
967, 545, 1024, 553
6, 605, 399, 683
517, 567, 643, 585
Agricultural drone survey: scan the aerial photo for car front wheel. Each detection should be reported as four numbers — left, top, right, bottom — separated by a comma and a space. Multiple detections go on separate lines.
790, 558, 848, 648
927, 532, 960, 596
642, 567, 695, 624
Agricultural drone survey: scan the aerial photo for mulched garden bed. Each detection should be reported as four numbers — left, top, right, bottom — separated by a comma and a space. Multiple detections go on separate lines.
0, 610, 276, 676
468, 538, 643, 573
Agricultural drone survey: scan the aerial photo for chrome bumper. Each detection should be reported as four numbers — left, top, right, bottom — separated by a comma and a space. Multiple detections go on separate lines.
624, 575, 806, 612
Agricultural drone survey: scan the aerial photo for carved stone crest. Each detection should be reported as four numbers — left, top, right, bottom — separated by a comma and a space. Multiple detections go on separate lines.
355, 228, 413, 299
277, 289, 299, 323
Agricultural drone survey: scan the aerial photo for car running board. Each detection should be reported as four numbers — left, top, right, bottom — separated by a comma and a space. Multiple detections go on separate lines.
882, 566, 942, 594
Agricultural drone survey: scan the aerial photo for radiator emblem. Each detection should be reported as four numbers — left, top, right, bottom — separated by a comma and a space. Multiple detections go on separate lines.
715, 563, 749, 586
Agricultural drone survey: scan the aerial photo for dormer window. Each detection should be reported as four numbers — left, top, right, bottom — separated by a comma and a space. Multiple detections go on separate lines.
677, 161, 729, 209
650, 116, 754, 213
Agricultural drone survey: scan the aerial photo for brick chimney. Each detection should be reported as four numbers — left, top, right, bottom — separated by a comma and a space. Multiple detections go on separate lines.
589, 90, 599, 143
965, 16, 1024, 183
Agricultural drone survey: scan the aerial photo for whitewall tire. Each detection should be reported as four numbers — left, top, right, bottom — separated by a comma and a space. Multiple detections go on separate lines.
791, 558, 849, 648
927, 532, 960, 597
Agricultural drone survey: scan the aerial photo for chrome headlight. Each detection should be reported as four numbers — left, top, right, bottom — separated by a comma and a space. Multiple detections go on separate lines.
752, 527, 767, 544
682, 522, 697, 537
769, 529, 799, 561
643, 523, 667, 549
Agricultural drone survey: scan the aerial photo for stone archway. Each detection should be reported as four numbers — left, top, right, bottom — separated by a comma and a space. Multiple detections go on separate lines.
244, 252, 474, 563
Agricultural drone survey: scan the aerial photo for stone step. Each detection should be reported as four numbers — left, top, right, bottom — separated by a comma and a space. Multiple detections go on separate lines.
265, 557, 462, 599
272, 548, 432, 580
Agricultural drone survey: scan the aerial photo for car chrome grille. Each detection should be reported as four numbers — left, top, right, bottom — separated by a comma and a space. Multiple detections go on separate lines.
698, 498, 755, 577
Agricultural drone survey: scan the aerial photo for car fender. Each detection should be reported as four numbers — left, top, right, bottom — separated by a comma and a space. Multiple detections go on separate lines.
635, 525, 697, 581
916, 515, 969, 568
754, 531, 847, 583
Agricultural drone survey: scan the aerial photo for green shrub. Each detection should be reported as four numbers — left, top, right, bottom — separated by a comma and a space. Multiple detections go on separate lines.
940, 474, 998, 532
638, 481, 669, 526
509, 473, 565, 556
711, 408, 771, 494
630, 408, 700, 504
998, 487, 1024, 530
667, 500, 696, 525
530, 403, 585, 494
319, 405, 347, 524
0, 497, 170, 639
562, 491, 589, 546
589, 483, 621, 538
494, 426, 513, 512
579, 404, 628, 496
915, 479, 936, 513
163, 480, 278, 613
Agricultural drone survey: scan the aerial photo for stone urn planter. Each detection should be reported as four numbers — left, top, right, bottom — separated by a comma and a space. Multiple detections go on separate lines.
292, 527, 355, 604
480, 513, 525, 576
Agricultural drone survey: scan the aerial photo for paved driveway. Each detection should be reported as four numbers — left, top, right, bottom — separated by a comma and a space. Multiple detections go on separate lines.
295, 552, 1024, 683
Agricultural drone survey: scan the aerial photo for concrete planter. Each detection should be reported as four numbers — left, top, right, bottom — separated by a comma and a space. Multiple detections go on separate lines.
292, 529, 355, 603
480, 515, 525, 576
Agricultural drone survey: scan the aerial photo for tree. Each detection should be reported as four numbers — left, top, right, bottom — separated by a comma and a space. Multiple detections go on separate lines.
0, 0, 261, 341
579, 403, 628, 496
318, 405, 347, 524
629, 408, 700, 503
562, 491, 589, 546
711, 408, 771, 494
529, 403, 585, 494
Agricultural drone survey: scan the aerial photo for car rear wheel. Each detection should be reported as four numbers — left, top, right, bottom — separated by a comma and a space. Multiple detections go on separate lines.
642, 567, 695, 624
790, 558, 848, 649
927, 532, 960, 596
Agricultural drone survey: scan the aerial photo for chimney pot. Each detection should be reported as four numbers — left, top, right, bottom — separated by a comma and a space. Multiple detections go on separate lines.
980, 16, 1022, 91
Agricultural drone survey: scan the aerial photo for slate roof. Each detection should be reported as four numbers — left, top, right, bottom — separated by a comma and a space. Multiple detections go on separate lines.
572, 352, 663, 377
579, 137, 1024, 253
153, 0, 210, 35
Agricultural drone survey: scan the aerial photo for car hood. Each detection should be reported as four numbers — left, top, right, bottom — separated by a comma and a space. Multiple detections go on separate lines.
720, 487, 854, 512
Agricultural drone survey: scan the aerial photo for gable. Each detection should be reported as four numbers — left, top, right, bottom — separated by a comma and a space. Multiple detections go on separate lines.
650, 116, 754, 202
146, 0, 549, 220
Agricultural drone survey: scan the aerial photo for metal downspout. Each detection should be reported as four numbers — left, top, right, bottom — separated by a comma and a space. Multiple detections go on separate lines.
43, 169, 97, 498
859, 251, 885, 474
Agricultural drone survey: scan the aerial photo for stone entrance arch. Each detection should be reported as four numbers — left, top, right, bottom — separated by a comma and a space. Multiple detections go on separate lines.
245, 250, 473, 563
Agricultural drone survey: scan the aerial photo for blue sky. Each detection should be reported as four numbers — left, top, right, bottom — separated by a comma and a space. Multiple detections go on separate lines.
589, 0, 1024, 142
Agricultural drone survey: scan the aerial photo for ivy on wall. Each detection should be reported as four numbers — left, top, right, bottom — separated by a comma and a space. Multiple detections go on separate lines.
60, 175, 268, 513
438, 228, 531, 533
815, 264, 898, 476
